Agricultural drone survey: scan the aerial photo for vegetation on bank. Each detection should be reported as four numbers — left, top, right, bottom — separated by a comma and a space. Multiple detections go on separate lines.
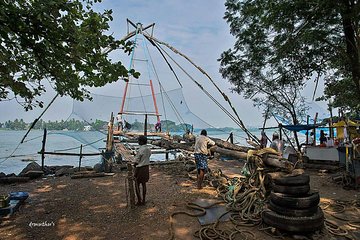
0, 119, 194, 132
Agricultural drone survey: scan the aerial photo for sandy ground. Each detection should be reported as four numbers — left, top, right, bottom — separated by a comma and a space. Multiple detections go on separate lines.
1, 159, 360, 240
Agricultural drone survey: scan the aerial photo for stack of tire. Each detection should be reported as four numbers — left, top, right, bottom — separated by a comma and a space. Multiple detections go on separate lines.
262, 173, 324, 233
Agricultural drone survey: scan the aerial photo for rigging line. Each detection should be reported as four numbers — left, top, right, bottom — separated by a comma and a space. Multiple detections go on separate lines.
144, 36, 186, 129
144, 35, 183, 88
53, 137, 106, 152
144, 35, 186, 127
151, 39, 248, 130
145, 51, 170, 128
138, 35, 151, 115
124, 31, 140, 119
270, 112, 296, 150
21, 93, 59, 143
157, 85, 187, 131
0, 153, 38, 160
0, 141, 22, 164
65, 112, 107, 136
21, 134, 44, 143
1, 93, 59, 165
145, 34, 258, 143
153, 42, 245, 131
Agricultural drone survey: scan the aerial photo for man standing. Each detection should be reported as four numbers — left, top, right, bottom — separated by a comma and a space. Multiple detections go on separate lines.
260, 130, 268, 148
270, 132, 284, 157
194, 129, 215, 189
134, 135, 151, 205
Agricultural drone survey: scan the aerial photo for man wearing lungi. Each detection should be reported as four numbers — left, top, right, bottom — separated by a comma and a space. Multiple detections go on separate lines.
134, 135, 151, 205
194, 129, 215, 189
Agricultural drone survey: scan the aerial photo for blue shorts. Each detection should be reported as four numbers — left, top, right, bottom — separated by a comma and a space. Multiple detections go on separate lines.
194, 153, 208, 172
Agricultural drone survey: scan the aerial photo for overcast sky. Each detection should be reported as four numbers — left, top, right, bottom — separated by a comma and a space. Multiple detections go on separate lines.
0, 0, 329, 128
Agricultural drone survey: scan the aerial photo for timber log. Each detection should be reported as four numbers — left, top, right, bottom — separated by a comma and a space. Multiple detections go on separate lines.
210, 138, 254, 152
150, 138, 250, 160
209, 146, 248, 160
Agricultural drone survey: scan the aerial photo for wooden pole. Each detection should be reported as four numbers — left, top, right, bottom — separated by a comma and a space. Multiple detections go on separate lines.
127, 163, 136, 208
306, 115, 310, 144
313, 113, 318, 146
106, 112, 114, 152
41, 128, 47, 171
144, 114, 148, 136
149, 80, 160, 122
329, 105, 334, 138
78, 144, 83, 171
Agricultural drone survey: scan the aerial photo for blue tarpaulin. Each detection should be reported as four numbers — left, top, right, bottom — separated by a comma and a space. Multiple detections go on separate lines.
282, 124, 318, 132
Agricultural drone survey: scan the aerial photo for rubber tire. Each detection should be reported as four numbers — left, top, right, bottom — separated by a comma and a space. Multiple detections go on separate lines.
268, 200, 318, 217
270, 191, 320, 209
262, 208, 324, 232
272, 184, 310, 196
273, 174, 310, 186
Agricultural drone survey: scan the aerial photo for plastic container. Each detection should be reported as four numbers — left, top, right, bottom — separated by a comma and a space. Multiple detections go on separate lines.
9, 192, 29, 202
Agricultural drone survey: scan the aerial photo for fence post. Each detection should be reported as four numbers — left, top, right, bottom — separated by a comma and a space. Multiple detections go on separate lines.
78, 144, 83, 171
41, 128, 47, 171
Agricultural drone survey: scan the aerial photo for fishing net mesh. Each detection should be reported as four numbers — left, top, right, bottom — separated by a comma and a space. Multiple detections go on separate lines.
68, 88, 213, 132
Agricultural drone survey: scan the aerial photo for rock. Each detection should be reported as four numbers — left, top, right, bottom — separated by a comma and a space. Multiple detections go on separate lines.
55, 167, 75, 177
24, 170, 44, 179
93, 163, 104, 173
19, 162, 42, 176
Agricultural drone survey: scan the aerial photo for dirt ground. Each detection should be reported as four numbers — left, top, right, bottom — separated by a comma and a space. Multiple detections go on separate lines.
1, 159, 360, 240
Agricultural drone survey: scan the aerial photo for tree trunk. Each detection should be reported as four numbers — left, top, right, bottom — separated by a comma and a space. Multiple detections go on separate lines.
341, 0, 360, 99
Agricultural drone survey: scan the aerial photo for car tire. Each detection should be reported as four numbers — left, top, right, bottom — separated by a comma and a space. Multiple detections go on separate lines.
262, 208, 324, 232
268, 200, 318, 217
272, 184, 310, 196
273, 174, 310, 186
270, 191, 320, 209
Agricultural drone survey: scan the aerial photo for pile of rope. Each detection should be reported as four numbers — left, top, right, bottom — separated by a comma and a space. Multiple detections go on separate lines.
321, 199, 360, 238
211, 149, 281, 225
169, 148, 287, 239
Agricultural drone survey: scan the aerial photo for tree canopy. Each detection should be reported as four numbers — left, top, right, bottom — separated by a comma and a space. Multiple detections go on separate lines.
220, 0, 360, 116
0, 0, 136, 110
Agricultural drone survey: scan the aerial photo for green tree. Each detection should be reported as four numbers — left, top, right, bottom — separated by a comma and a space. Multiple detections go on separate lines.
0, 0, 137, 110
220, 0, 360, 117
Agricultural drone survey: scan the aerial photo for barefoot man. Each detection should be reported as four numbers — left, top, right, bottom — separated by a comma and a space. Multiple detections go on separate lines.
134, 135, 151, 205
194, 129, 215, 189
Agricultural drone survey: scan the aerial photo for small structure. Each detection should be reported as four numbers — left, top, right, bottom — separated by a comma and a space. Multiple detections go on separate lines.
83, 125, 92, 131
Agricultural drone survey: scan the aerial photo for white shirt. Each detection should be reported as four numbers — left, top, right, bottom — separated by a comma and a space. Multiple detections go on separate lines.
134, 145, 151, 167
194, 135, 215, 155
270, 139, 284, 155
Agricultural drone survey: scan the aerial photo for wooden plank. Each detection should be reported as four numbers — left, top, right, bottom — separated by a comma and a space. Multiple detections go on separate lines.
115, 144, 135, 162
